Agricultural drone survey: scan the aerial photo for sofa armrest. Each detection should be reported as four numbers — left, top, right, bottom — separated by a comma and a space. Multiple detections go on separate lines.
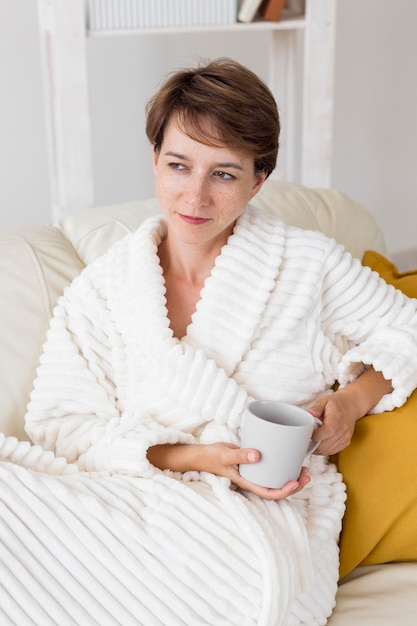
0, 226, 84, 439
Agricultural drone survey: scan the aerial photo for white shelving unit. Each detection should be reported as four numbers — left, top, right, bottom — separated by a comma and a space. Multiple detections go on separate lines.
37, 0, 336, 221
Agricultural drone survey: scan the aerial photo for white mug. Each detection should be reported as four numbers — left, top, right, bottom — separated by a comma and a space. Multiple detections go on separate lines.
239, 401, 321, 489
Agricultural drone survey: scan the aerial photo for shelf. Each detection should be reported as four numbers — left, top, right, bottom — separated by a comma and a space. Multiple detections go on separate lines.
86, 16, 305, 37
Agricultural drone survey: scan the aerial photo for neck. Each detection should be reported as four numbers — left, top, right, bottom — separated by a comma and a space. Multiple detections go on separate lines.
158, 235, 225, 284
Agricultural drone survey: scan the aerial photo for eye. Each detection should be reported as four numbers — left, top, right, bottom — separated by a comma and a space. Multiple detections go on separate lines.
214, 170, 235, 180
168, 162, 187, 171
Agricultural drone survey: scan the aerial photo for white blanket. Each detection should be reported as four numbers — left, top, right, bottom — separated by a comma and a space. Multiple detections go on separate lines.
0, 435, 345, 625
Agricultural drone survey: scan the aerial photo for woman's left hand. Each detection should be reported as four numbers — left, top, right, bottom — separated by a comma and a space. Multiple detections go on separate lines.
308, 367, 393, 456
307, 393, 358, 455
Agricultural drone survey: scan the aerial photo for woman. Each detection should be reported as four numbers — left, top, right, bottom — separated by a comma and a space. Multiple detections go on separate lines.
1, 58, 417, 625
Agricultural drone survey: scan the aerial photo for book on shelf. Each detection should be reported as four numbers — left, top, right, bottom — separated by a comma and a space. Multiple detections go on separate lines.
88, 0, 238, 30
259, 0, 286, 22
237, 0, 264, 23
285, 0, 305, 15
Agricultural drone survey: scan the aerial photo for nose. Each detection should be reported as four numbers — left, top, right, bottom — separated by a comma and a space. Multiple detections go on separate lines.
184, 174, 210, 208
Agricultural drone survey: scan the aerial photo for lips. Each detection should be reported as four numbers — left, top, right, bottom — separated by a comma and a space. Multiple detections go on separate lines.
177, 213, 211, 225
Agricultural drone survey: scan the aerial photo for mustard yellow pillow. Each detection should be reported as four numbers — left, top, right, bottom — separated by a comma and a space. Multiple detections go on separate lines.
337, 251, 417, 579
362, 249, 417, 297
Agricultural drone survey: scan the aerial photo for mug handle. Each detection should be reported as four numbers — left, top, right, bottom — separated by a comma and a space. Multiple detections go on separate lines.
306, 417, 322, 455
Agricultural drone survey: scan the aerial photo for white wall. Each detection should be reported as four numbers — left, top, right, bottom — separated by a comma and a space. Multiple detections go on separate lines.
332, 0, 417, 262
1, 0, 417, 260
0, 0, 50, 226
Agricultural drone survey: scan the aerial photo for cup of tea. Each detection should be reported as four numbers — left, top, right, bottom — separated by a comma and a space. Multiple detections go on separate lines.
239, 400, 321, 489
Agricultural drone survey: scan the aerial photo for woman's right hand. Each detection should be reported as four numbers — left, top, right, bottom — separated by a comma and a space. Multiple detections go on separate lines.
201, 442, 310, 499
147, 442, 310, 500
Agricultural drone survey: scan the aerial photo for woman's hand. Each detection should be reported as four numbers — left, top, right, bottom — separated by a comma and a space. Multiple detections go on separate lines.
308, 366, 393, 455
307, 393, 358, 456
199, 442, 310, 499
147, 442, 310, 500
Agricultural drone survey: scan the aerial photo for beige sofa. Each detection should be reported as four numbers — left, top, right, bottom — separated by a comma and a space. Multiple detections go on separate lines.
1, 180, 416, 624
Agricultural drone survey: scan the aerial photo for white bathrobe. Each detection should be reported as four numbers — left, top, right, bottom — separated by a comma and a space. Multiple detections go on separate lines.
1, 205, 417, 625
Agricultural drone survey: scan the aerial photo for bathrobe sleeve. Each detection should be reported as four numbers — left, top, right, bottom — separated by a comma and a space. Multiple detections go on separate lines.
320, 239, 417, 412
24, 272, 195, 476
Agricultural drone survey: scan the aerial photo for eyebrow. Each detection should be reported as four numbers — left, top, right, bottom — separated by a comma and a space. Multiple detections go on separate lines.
164, 151, 244, 171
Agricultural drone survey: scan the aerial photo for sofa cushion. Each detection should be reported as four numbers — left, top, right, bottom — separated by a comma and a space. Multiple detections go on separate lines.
0, 226, 84, 439
329, 563, 417, 625
337, 251, 417, 578
58, 198, 161, 265
337, 389, 417, 578
251, 181, 387, 260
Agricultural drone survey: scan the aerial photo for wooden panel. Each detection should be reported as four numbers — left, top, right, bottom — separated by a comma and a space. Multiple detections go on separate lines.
301, 0, 337, 187
268, 28, 299, 182
38, 0, 93, 220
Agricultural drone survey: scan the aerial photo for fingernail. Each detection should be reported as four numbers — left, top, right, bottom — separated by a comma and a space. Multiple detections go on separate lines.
248, 451, 257, 463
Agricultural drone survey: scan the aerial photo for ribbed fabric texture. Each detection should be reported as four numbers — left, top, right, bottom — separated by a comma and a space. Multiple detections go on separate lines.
0, 436, 344, 625
26, 205, 417, 468
2, 205, 416, 624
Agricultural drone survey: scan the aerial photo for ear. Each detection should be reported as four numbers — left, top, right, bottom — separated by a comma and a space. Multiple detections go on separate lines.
249, 172, 267, 200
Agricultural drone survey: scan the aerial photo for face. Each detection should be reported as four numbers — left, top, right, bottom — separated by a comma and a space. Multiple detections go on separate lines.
153, 117, 266, 251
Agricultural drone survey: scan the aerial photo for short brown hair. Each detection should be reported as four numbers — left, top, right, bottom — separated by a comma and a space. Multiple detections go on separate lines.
146, 57, 280, 178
